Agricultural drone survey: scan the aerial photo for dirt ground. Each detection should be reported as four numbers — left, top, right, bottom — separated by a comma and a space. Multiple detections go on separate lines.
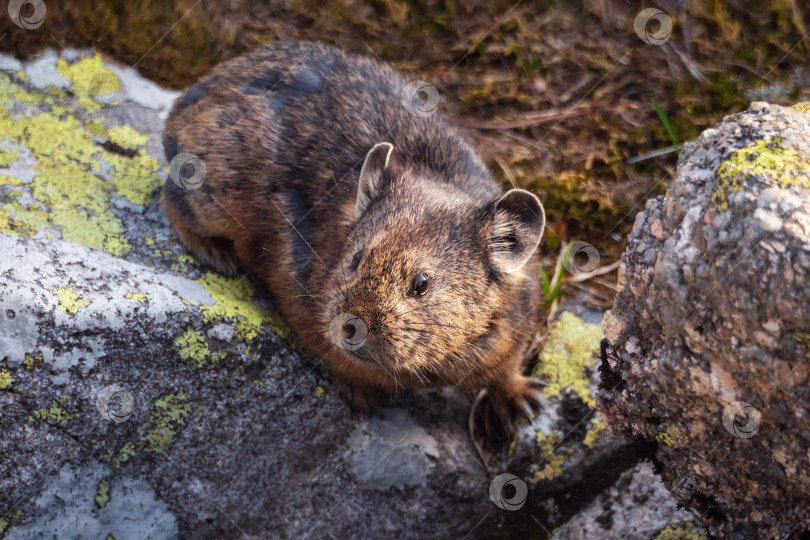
2, 0, 808, 306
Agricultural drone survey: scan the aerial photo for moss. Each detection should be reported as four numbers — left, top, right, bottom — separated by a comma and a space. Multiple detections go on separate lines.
654, 522, 705, 540
0, 364, 13, 389
141, 392, 192, 455
714, 137, 810, 210
54, 283, 90, 314
174, 327, 210, 367
31, 394, 73, 425
94, 479, 110, 509
0, 508, 24, 534
124, 292, 146, 303
0, 148, 19, 167
534, 311, 603, 407
56, 55, 121, 113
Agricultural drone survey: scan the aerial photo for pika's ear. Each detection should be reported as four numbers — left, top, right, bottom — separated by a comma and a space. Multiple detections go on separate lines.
355, 142, 394, 219
489, 189, 545, 273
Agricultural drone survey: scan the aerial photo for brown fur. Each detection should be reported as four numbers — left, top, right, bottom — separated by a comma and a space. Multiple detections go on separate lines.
161, 41, 546, 430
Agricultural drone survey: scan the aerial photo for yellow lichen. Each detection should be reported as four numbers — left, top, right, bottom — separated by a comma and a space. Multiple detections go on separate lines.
583, 417, 606, 448
534, 311, 603, 407
0, 147, 19, 167
0, 62, 162, 256
314, 386, 324, 397
31, 395, 73, 425
56, 55, 121, 113
107, 125, 149, 150
531, 430, 572, 482
124, 292, 146, 303
54, 284, 90, 314
141, 392, 192, 455
196, 271, 293, 344
656, 425, 690, 448
655, 522, 705, 540
0, 364, 13, 389
174, 327, 210, 367
714, 138, 810, 210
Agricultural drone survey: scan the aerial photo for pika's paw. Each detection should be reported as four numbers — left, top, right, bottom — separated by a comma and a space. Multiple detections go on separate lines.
343, 383, 382, 418
469, 375, 543, 451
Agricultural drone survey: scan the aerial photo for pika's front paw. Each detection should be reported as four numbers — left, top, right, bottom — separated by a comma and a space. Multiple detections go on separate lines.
469, 375, 544, 449
343, 383, 382, 418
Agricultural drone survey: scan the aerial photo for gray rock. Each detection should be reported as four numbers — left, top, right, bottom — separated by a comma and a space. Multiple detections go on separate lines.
599, 102, 810, 539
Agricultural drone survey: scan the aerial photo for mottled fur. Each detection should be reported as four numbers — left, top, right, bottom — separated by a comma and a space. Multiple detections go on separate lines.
162, 41, 545, 428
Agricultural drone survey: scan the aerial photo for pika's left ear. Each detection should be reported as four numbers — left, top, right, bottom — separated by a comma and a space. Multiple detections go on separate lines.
489, 189, 545, 273
355, 142, 394, 219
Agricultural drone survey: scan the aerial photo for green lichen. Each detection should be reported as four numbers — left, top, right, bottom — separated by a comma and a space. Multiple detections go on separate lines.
54, 284, 90, 314
174, 327, 210, 367
534, 311, 603, 407
0, 508, 24, 534
124, 292, 146, 303
0, 147, 19, 167
0, 364, 13, 389
0, 64, 162, 256
110, 441, 137, 469
31, 394, 73, 425
654, 522, 705, 540
141, 392, 192, 455
714, 137, 810, 210
94, 479, 110, 509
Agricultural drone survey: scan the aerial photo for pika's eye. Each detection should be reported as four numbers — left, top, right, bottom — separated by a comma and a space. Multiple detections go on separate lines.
350, 250, 363, 270
409, 273, 429, 296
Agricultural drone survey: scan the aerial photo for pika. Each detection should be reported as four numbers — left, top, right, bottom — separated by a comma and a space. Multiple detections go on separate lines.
162, 41, 545, 431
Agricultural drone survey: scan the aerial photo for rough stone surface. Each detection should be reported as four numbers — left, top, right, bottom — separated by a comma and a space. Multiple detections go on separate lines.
0, 49, 691, 539
600, 102, 810, 540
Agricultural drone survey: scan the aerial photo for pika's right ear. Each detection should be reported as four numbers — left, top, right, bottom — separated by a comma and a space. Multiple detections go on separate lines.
355, 142, 393, 219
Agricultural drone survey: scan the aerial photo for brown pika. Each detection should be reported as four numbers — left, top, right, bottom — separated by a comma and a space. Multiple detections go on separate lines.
161, 41, 546, 433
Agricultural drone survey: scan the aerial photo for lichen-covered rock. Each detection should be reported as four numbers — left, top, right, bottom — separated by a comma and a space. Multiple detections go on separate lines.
599, 102, 810, 539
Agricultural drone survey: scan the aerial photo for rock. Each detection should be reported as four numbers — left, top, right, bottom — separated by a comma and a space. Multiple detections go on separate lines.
599, 102, 810, 539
